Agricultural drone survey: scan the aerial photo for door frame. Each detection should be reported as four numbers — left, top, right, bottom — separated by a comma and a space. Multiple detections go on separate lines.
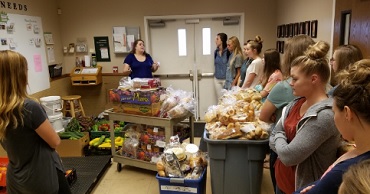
144, 12, 245, 54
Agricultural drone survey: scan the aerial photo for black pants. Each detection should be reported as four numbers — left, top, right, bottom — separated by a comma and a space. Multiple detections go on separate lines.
270, 149, 278, 194
57, 169, 72, 194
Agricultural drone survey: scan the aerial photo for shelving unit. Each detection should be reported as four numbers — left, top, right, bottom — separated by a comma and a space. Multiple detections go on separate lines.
70, 66, 102, 86
107, 112, 194, 172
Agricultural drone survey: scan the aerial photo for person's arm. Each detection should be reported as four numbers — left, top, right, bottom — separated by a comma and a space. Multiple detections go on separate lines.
35, 120, 61, 149
232, 67, 241, 86
28, 100, 61, 149
303, 168, 344, 194
274, 109, 338, 166
123, 54, 133, 76
269, 115, 285, 153
260, 81, 289, 122
259, 99, 277, 123
232, 54, 242, 86
122, 63, 131, 76
241, 73, 256, 89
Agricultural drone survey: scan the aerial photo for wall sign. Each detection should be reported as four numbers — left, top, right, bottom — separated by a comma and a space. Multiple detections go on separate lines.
0, 1, 28, 11
94, 36, 111, 62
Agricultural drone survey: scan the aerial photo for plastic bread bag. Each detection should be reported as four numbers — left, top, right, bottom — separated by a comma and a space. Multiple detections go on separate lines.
159, 86, 181, 117
239, 122, 269, 140
218, 89, 238, 106
118, 77, 133, 90
167, 101, 195, 119
122, 137, 139, 158
204, 105, 220, 123
162, 150, 184, 178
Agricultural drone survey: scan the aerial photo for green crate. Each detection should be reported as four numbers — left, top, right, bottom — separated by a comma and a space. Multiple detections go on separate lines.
90, 131, 125, 139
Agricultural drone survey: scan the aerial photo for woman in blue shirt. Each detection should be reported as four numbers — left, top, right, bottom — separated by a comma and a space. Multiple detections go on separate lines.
214, 33, 230, 98
123, 39, 159, 79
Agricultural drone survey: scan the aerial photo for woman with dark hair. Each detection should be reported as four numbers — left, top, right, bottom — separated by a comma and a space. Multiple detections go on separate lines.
256, 48, 282, 100
239, 40, 253, 87
214, 33, 230, 98
123, 39, 159, 79
328, 44, 363, 95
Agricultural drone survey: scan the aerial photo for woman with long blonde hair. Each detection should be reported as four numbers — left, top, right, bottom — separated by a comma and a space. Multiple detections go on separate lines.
224, 36, 243, 90
0, 50, 71, 193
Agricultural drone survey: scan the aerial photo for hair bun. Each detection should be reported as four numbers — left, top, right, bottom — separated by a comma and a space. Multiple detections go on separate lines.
254, 35, 263, 44
305, 41, 329, 60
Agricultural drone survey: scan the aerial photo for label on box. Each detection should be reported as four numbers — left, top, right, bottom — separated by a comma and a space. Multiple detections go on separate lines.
147, 144, 152, 150
120, 90, 161, 105
160, 186, 197, 193
156, 140, 166, 148
153, 127, 158, 133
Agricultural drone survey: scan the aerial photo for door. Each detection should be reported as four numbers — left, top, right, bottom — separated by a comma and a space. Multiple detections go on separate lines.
147, 15, 242, 120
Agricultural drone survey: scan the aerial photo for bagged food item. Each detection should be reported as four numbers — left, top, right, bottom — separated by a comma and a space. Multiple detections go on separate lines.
162, 151, 184, 178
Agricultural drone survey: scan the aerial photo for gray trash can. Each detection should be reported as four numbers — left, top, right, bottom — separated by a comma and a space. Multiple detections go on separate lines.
204, 132, 268, 194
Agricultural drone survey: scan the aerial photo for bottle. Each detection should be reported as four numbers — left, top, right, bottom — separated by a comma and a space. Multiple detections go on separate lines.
91, 54, 97, 68
75, 57, 81, 67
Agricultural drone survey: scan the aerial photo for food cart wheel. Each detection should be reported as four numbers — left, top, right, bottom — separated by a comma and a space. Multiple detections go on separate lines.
117, 163, 122, 172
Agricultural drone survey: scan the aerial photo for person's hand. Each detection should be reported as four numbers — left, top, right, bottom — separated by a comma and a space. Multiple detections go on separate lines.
300, 185, 315, 194
152, 62, 160, 72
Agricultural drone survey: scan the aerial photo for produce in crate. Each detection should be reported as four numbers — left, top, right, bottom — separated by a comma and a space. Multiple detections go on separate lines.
76, 116, 95, 131
89, 136, 124, 148
58, 131, 85, 140
65, 117, 82, 132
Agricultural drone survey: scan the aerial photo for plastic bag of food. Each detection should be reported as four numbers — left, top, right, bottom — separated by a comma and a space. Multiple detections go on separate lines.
118, 77, 133, 90
162, 151, 184, 178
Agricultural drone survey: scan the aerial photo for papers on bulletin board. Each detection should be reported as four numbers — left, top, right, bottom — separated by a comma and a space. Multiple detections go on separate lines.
44, 32, 54, 45
113, 34, 126, 52
126, 35, 135, 51
100, 47, 109, 59
33, 54, 42, 72
113, 26, 128, 53
47, 46, 55, 63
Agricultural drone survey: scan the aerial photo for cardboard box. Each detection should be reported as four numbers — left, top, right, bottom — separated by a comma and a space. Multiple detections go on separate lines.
56, 132, 89, 157
108, 88, 164, 105
112, 102, 161, 116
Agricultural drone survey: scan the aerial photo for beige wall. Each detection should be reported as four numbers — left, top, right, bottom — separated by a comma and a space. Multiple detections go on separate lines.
276, 0, 335, 51
57, 0, 278, 74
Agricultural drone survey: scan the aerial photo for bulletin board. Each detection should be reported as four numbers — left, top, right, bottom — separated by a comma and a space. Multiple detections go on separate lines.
112, 26, 140, 53
0, 13, 49, 94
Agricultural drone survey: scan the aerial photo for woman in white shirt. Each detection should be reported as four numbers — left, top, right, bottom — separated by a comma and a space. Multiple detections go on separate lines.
241, 35, 264, 89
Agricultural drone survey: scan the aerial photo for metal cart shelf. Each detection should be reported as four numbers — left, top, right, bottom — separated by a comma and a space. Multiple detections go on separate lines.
108, 112, 194, 172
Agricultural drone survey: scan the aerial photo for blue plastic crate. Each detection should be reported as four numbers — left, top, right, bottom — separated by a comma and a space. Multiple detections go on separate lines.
156, 168, 207, 194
